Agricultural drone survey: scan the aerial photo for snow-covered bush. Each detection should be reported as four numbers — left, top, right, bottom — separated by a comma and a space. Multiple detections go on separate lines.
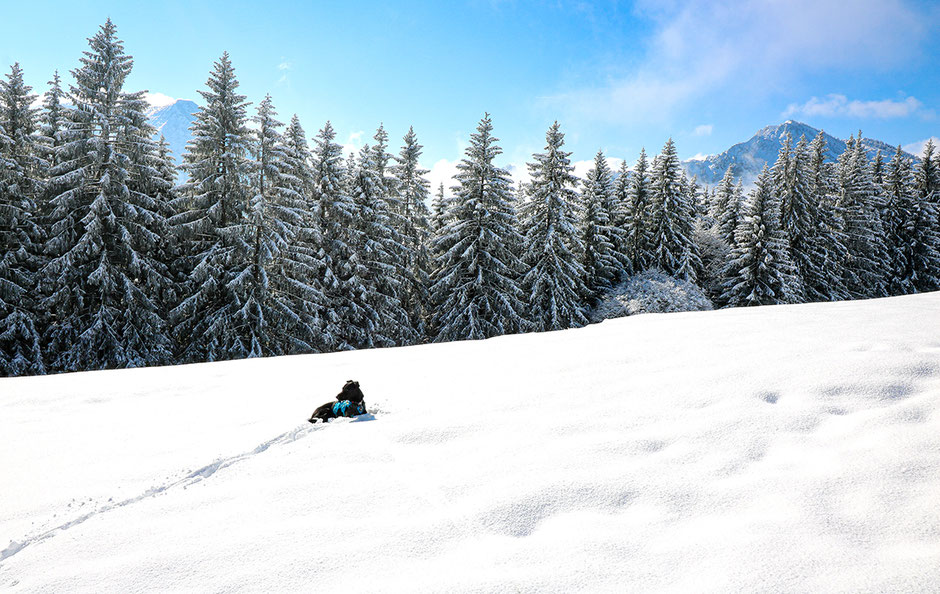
590, 269, 713, 322
693, 220, 731, 306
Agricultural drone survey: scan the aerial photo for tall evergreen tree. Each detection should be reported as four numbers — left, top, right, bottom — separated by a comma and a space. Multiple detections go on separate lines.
170, 51, 252, 362
222, 94, 313, 357
622, 150, 652, 272
881, 147, 940, 293
914, 139, 938, 206
39, 20, 174, 372
311, 121, 359, 351
520, 122, 588, 331
837, 134, 890, 298
391, 126, 432, 341
909, 141, 940, 291
711, 166, 740, 246
771, 132, 814, 301
804, 131, 849, 301
0, 63, 45, 376
348, 141, 411, 348
429, 114, 526, 341
579, 149, 624, 300
37, 71, 67, 191
431, 182, 447, 233
648, 139, 700, 281
721, 166, 797, 307
278, 114, 327, 352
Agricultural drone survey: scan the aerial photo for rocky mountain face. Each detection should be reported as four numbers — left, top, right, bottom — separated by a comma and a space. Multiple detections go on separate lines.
146, 99, 198, 176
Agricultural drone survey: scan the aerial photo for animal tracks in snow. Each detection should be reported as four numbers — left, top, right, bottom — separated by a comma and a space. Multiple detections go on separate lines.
1, 422, 324, 565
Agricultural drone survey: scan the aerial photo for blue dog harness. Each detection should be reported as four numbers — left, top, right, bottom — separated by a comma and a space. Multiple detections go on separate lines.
332, 400, 366, 417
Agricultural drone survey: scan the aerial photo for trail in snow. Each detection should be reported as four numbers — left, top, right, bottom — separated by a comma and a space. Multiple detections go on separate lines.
1, 421, 329, 564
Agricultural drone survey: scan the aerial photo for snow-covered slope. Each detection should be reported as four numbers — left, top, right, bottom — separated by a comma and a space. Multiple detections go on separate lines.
145, 98, 198, 173
683, 121, 918, 187
2, 294, 939, 592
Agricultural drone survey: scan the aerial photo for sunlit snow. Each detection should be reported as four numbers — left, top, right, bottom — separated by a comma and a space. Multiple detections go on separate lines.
2, 293, 939, 592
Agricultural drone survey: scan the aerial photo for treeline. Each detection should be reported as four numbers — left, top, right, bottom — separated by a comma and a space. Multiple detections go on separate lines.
2, 20, 939, 377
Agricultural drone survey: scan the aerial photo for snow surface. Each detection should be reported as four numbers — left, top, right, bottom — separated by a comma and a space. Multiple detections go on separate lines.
2, 293, 940, 593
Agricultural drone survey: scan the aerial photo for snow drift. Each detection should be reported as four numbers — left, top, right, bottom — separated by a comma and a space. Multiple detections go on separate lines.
2, 293, 939, 592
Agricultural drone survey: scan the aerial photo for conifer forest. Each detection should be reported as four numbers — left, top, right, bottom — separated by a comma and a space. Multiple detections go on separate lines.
2, 20, 939, 377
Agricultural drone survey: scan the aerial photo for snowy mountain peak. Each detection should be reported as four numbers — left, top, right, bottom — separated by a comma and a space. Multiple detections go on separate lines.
683, 121, 916, 187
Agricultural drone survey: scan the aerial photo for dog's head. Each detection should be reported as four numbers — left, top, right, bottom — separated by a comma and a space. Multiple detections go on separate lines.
338, 380, 365, 403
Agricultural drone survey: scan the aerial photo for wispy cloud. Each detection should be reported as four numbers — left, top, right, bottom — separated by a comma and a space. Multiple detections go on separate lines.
543, 0, 929, 126
693, 124, 713, 136
902, 137, 940, 159
277, 58, 292, 85
783, 94, 927, 119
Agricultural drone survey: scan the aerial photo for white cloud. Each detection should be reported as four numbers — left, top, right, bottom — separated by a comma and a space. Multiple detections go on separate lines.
277, 60, 292, 71
143, 92, 177, 110
341, 131, 365, 159
687, 152, 712, 161
783, 94, 926, 119
902, 137, 940, 159
693, 124, 713, 136
544, 0, 929, 126
426, 158, 460, 195
572, 156, 625, 182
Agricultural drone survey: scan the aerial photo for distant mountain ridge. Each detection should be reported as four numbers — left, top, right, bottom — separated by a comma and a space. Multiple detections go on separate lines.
142, 102, 917, 190
682, 120, 917, 187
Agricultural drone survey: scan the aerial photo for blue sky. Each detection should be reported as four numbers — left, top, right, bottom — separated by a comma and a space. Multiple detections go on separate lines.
3, 0, 938, 187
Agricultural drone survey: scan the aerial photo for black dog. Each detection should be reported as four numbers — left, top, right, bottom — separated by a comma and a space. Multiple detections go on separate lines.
308, 380, 367, 424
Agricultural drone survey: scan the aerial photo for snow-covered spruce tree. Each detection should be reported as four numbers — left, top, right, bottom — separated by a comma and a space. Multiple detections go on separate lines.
39, 21, 174, 372
872, 150, 885, 187
711, 166, 740, 246
368, 125, 414, 346
311, 121, 360, 351
909, 141, 940, 291
278, 114, 327, 352
429, 113, 527, 341
882, 146, 940, 293
347, 141, 410, 349
118, 91, 179, 330
721, 165, 797, 307
770, 132, 814, 301
648, 139, 700, 281
579, 149, 626, 301
152, 134, 188, 311
836, 134, 890, 299
915, 139, 939, 205
520, 121, 588, 332
431, 182, 447, 233
170, 51, 252, 362
36, 71, 68, 206
0, 63, 45, 376
220, 94, 318, 357
805, 131, 849, 301
391, 126, 432, 341
622, 149, 652, 272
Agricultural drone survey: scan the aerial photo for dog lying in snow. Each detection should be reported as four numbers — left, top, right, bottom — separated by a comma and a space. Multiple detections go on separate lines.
308, 380, 368, 424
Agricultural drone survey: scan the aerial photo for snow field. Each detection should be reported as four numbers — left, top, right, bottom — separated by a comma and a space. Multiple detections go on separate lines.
1, 293, 939, 592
